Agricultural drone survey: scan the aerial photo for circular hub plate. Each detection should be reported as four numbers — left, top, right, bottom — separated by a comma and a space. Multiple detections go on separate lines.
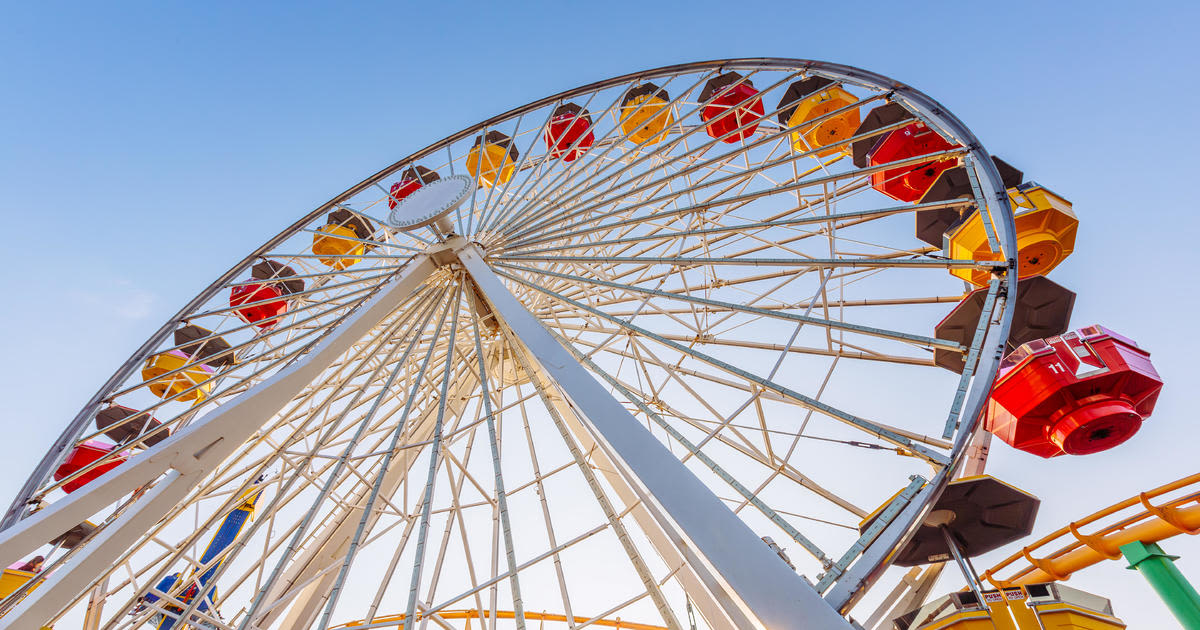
386, 174, 474, 231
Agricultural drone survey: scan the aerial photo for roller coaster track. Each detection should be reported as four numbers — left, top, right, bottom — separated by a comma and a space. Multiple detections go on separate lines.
983, 472, 1200, 587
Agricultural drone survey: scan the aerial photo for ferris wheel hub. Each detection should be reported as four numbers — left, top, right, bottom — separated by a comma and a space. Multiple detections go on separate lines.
385, 174, 473, 234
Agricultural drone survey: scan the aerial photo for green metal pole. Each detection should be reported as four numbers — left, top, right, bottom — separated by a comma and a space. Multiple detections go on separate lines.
1121, 540, 1200, 629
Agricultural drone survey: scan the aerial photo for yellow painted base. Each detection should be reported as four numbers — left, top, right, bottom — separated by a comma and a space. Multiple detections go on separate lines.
620, 94, 674, 146
312, 224, 366, 270
786, 87, 859, 157
142, 352, 213, 402
1033, 604, 1125, 629
907, 585, 1124, 630
467, 142, 515, 189
915, 609, 996, 629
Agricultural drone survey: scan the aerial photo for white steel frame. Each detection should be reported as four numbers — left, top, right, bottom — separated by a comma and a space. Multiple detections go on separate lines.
0, 59, 1018, 630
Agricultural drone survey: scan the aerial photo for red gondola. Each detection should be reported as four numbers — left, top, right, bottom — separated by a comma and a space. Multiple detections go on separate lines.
700, 72, 765, 143
867, 121, 961, 202
388, 166, 440, 209
544, 103, 594, 162
986, 326, 1163, 458
229, 260, 304, 329
54, 440, 127, 493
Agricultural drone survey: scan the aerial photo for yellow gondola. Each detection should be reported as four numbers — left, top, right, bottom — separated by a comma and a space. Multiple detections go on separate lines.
777, 77, 860, 157
142, 350, 214, 402
0, 568, 39, 601
312, 208, 376, 270
945, 182, 1078, 286
466, 131, 517, 188
142, 326, 235, 403
619, 82, 674, 146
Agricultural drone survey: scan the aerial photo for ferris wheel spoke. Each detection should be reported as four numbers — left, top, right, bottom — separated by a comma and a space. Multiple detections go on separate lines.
496, 68, 799, 241
500, 101, 905, 249
505, 141, 962, 253
499, 323, 684, 630
559, 335, 836, 565
398, 284, 471, 630
238, 284, 451, 629
490, 70, 702, 232
564, 319, 933, 372
574, 334, 872, 517
526, 244, 915, 311
613, 179, 881, 268
501, 166, 931, 260
469, 113, 532, 238
621, 322, 949, 449
612, 331, 889, 510
504, 198, 970, 257
473, 108, 551, 237
489, 70, 719, 239
467, 293, 528, 627
478, 86, 617, 237
499, 254, 990, 275
121, 287, 448, 629
551, 291, 962, 319
495, 269, 949, 465
496, 262, 959, 353
510, 378, 578, 624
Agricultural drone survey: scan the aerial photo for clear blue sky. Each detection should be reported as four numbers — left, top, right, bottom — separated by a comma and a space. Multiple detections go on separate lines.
1, 2, 1197, 627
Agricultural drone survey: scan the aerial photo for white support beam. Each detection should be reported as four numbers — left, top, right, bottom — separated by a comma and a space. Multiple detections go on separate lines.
0, 255, 438, 628
458, 242, 852, 630
3, 470, 196, 629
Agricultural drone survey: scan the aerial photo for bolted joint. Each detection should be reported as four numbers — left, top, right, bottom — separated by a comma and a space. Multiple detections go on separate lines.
1122, 540, 1180, 569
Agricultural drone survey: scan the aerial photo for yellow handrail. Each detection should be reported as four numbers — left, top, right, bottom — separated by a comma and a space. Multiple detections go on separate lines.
983, 472, 1200, 587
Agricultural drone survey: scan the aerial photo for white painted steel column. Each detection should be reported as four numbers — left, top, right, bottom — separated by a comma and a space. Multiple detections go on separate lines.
0, 255, 438, 628
458, 243, 852, 630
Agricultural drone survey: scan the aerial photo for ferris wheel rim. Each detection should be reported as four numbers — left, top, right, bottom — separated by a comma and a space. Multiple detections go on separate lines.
1, 58, 1017, 532
2, 58, 1019, 629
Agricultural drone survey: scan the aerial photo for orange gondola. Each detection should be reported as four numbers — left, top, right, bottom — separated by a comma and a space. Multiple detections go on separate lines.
776, 76, 860, 157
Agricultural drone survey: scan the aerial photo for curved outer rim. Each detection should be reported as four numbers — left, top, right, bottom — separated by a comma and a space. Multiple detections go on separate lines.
1, 58, 1019, 607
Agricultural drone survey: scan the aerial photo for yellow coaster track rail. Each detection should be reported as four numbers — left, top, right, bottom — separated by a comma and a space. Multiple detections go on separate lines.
983, 472, 1200, 587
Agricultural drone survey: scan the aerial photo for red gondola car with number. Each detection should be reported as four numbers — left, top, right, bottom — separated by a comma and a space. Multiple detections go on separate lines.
986, 325, 1163, 458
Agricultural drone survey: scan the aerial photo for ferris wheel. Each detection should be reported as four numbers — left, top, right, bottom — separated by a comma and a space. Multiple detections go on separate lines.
0, 59, 1022, 629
